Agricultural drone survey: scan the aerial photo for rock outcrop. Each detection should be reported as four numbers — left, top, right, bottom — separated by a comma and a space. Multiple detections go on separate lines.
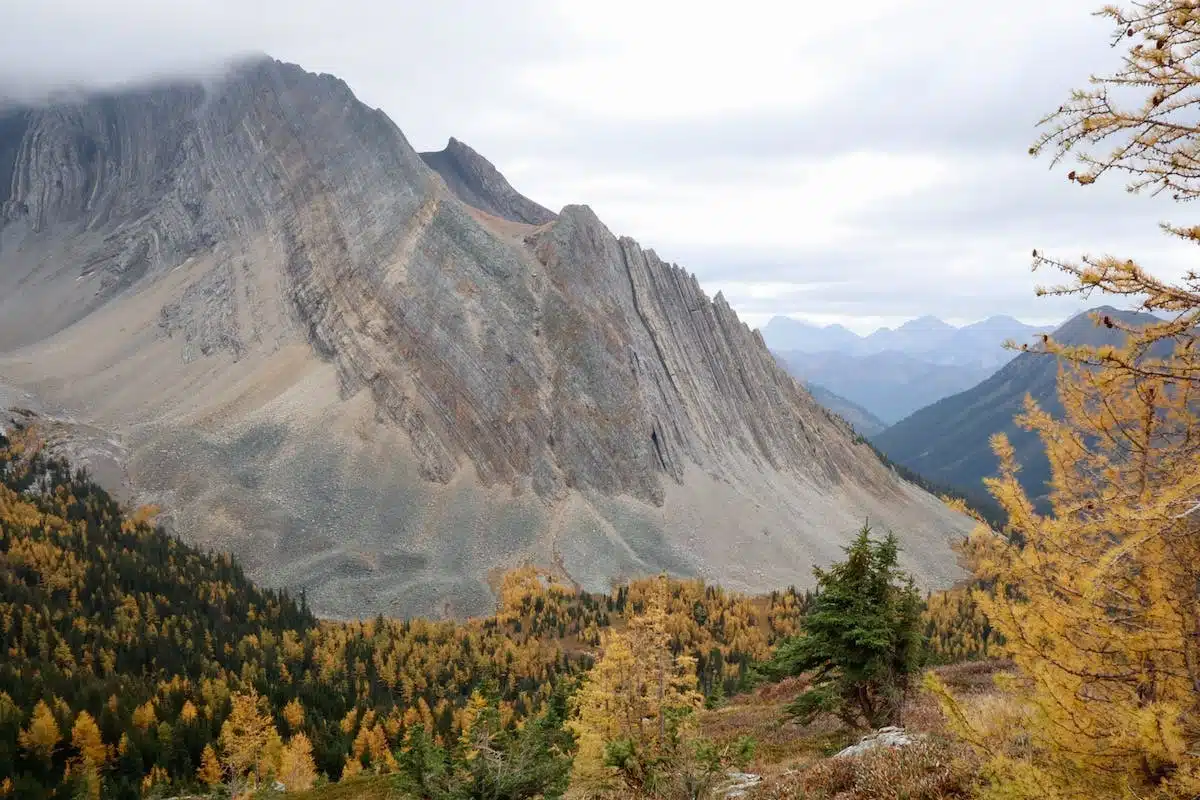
420, 137, 556, 225
834, 726, 918, 758
0, 58, 973, 618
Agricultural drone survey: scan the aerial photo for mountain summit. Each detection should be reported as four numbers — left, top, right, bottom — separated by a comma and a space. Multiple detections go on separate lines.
0, 58, 971, 617
420, 137, 556, 226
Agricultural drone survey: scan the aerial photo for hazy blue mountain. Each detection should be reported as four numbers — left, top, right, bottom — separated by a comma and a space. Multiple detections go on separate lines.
761, 316, 862, 352
776, 349, 994, 424
803, 382, 889, 437
762, 314, 1055, 370
871, 306, 1162, 508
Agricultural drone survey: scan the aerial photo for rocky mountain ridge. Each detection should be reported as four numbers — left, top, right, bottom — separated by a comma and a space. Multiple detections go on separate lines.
420, 137, 556, 226
0, 57, 973, 618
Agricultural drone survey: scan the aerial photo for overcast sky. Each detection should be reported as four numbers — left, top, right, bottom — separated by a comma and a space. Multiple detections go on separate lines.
3, 0, 1192, 334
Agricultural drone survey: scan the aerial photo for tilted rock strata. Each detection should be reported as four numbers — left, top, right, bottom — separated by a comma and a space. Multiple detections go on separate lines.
0, 58, 973, 617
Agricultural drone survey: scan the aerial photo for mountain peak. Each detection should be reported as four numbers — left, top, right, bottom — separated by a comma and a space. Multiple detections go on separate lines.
897, 315, 954, 332
0, 66, 972, 617
1051, 305, 1160, 347
420, 138, 556, 225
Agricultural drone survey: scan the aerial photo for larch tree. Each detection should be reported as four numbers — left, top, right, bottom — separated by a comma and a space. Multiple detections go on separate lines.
281, 698, 305, 732
568, 575, 704, 795
217, 689, 282, 790
18, 700, 61, 763
70, 711, 105, 769
929, 3, 1200, 798
197, 744, 223, 787
69, 711, 105, 800
277, 732, 318, 792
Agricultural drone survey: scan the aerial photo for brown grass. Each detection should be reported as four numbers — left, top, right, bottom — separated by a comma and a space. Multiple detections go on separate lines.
700, 660, 1011, 796
750, 739, 980, 800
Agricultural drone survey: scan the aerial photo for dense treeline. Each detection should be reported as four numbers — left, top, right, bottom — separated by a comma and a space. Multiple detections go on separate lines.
0, 425, 816, 798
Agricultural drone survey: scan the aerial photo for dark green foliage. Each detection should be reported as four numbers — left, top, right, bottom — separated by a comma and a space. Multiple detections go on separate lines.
394, 682, 576, 800
769, 523, 924, 729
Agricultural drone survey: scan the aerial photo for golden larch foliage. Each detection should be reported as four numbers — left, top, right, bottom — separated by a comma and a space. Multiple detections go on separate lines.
282, 698, 305, 731
19, 700, 61, 762
71, 711, 106, 768
932, 5, 1200, 798
218, 689, 281, 788
197, 743, 223, 786
568, 575, 704, 792
277, 732, 318, 791
130, 700, 156, 731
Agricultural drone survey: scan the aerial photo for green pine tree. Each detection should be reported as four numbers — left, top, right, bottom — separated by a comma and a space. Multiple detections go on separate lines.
768, 522, 924, 729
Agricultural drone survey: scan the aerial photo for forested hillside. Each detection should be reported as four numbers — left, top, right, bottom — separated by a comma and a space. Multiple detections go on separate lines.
0, 424, 816, 797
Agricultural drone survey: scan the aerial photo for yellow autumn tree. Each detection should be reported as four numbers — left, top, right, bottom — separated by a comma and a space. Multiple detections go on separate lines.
277, 732, 318, 791
458, 689, 491, 751
197, 743, 223, 786
18, 700, 61, 762
68, 710, 106, 799
929, 4, 1200, 799
218, 689, 282, 791
130, 700, 156, 732
568, 575, 703, 794
281, 698, 305, 731
70, 711, 106, 768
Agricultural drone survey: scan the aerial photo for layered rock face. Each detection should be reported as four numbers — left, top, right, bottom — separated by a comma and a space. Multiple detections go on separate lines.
0, 58, 973, 618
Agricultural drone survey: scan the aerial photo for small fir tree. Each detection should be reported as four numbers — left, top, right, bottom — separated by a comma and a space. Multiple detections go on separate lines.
769, 523, 924, 729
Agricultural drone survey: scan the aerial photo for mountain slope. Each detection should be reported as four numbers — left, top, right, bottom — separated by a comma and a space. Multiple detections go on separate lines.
0, 58, 972, 618
871, 306, 1161, 505
801, 382, 888, 437
776, 349, 994, 424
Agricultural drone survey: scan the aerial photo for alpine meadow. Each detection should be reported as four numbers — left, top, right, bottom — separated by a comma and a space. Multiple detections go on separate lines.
2, 1, 1200, 799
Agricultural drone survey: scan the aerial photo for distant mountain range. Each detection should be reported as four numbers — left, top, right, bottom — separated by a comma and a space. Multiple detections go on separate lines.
764, 314, 1055, 369
775, 350, 993, 425
870, 306, 1162, 508
764, 314, 1056, 424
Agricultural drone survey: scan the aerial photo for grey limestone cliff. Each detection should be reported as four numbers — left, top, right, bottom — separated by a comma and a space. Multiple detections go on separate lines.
0, 58, 973, 618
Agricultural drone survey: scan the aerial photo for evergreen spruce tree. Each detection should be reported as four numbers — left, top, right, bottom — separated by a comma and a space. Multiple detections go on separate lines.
769, 522, 923, 729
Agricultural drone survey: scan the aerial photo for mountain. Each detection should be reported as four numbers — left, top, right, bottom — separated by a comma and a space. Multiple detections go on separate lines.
0, 57, 972, 618
776, 349, 994, 424
871, 306, 1162, 506
420, 137, 557, 225
763, 314, 1054, 369
862, 315, 957, 356
803, 382, 888, 437
761, 317, 862, 352
765, 314, 1055, 423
